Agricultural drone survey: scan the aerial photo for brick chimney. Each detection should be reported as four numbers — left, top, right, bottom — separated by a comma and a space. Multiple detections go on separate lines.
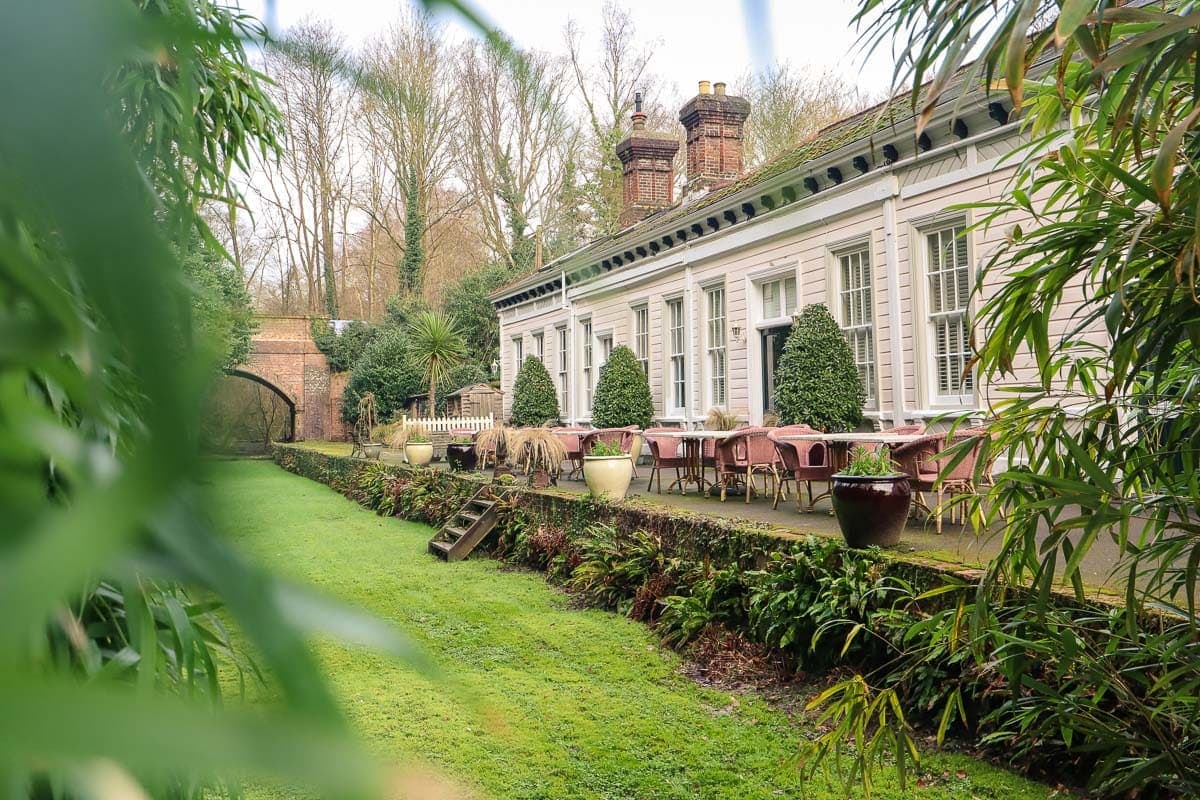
678, 80, 751, 195
615, 91, 680, 229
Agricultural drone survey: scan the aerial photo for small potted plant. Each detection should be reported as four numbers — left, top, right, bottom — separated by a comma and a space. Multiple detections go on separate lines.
446, 434, 477, 472
831, 445, 911, 548
583, 440, 633, 500
513, 427, 567, 488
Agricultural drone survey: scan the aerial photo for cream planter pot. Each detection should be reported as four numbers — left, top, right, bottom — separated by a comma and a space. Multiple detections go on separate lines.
405, 442, 434, 466
583, 454, 633, 500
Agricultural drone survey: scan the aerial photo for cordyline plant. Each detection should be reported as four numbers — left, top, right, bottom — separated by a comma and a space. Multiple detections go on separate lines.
796, 2, 1200, 797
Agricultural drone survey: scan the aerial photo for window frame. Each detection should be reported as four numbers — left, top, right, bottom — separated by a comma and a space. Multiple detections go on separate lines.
632, 304, 650, 378
915, 218, 976, 409
556, 325, 569, 414
665, 297, 687, 416
832, 241, 878, 410
512, 335, 523, 379
704, 283, 728, 409
579, 318, 594, 415
533, 330, 544, 363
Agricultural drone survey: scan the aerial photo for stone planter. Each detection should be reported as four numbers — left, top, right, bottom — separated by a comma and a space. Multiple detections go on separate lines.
405, 442, 434, 467
583, 454, 633, 500
362, 443, 383, 461
830, 473, 912, 548
446, 442, 477, 472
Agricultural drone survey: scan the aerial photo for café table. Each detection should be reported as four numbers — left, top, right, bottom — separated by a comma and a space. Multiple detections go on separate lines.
779, 431, 926, 472
659, 429, 739, 495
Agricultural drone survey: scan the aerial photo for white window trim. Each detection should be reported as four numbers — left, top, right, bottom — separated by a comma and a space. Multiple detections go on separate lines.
664, 295, 688, 417
556, 325, 569, 415
532, 330, 544, 363
578, 317, 594, 420
703, 283, 728, 410
755, 272, 799, 330
827, 235, 880, 411
631, 302, 650, 379
512, 335, 524, 380
911, 215, 978, 410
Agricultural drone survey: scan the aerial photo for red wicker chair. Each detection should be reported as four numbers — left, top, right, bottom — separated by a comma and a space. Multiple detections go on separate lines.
580, 427, 636, 459
768, 425, 834, 512
644, 427, 686, 494
551, 427, 589, 479
713, 427, 777, 503
891, 428, 988, 533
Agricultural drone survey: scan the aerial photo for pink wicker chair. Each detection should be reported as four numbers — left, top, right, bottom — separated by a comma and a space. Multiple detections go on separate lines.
713, 427, 777, 503
580, 427, 636, 458
644, 427, 687, 494
552, 427, 589, 479
768, 425, 834, 512
892, 427, 988, 533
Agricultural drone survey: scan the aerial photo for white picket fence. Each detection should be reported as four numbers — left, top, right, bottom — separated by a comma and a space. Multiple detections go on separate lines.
399, 413, 494, 434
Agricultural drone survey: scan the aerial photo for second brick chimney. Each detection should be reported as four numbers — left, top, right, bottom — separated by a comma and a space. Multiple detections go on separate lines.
678, 80, 751, 196
615, 92, 680, 229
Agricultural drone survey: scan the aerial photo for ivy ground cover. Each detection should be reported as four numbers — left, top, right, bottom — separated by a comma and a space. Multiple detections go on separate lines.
216, 460, 1049, 800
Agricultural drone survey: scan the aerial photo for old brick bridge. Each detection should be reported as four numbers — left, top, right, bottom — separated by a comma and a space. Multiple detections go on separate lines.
230, 316, 347, 441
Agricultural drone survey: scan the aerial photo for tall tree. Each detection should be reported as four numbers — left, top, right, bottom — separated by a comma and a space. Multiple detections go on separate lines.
257, 21, 355, 317
457, 38, 578, 272
359, 12, 458, 296
564, 3, 669, 237
739, 63, 877, 167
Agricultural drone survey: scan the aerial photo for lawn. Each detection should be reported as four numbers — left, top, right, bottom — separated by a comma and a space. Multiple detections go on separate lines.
214, 460, 1051, 800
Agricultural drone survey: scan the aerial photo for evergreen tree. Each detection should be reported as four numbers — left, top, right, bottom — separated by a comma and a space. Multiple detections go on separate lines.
509, 356, 559, 426
591, 345, 653, 429
400, 168, 424, 293
773, 304, 865, 432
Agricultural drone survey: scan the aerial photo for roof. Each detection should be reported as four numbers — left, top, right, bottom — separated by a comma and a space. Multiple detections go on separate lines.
491, 47, 1042, 307
447, 383, 501, 398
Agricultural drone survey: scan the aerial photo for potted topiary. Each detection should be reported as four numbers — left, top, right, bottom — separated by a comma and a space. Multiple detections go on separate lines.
583, 440, 633, 499
774, 303, 867, 432
446, 435, 477, 471
510, 356, 560, 427
591, 345, 654, 464
513, 427, 568, 488
831, 445, 911, 548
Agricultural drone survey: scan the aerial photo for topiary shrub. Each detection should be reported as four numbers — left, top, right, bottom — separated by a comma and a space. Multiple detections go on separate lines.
591, 345, 654, 429
773, 303, 865, 432
341, 325, 423, 425
510, 356, 559, 426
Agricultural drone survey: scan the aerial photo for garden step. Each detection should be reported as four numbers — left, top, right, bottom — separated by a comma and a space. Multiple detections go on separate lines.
429, 488, 498, 563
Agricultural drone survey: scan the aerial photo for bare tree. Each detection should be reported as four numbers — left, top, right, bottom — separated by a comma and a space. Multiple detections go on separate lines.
358, 12, 461, 297
456, 39, 578, 271
255, 20, 356, 317
739, 63, 879, 168
565, 3, 670, 237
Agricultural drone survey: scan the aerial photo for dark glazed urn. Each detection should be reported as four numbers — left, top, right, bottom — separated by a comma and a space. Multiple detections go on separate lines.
831, 474, 912, 548
446, 443, 477, 472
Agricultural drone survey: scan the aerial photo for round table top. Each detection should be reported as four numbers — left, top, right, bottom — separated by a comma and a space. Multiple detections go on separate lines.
658, 429, 740, 439
780, 432, 926, 445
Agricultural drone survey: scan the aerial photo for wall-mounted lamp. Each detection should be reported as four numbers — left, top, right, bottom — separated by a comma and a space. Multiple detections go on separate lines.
730, 324, 745, 344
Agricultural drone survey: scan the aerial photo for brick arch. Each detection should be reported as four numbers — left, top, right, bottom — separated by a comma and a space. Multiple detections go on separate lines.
235, 316, 348, 442
226, 368, 297, 442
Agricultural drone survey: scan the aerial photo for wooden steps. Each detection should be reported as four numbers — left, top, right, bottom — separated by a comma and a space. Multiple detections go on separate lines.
427, 488, 498, 562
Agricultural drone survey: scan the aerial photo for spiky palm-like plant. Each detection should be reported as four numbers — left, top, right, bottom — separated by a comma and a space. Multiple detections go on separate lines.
407, 310, 466, 416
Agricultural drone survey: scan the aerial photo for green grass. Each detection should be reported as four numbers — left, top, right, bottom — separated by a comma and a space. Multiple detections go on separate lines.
214, 460, 1051, 800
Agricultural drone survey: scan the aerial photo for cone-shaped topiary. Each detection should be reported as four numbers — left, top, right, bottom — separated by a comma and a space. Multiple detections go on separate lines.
774, 303, 866, 432
510, 356, 560, 426
591, 345, 654, 429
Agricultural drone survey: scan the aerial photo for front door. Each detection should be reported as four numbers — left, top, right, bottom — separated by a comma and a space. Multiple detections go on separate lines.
761, 326, 790, 413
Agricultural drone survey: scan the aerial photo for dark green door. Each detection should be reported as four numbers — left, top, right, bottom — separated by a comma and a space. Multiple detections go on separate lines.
761, 326, 790, 413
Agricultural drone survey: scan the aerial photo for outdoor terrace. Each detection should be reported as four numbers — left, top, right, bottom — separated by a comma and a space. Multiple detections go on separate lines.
292, 440, 1126, 592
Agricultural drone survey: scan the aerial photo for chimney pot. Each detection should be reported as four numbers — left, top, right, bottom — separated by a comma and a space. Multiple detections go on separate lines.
714, 81, 726, 96
698, 80, 711, 95
615, 98, 680, 228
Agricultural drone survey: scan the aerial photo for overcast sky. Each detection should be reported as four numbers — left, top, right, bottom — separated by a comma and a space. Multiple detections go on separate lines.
243, 0, 898, 98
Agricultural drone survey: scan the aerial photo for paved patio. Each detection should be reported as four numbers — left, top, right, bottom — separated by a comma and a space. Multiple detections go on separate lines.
295, 441, 1125, 592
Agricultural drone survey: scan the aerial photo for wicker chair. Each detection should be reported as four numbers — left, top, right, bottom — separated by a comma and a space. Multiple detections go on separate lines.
891, 428, 988, 533
713, 427, 777, 503
768, 425, 834, 512
580, 427, 636, 459
644, 427, 687, 494
551, 427, 588, 479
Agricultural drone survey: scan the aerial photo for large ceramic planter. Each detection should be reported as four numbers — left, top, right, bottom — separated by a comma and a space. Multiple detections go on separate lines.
446, 442, 477, 472
831, 473, 911, 548
362, 443, 384, 461
583, 454, 633, 500
405, 442, 434, 467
